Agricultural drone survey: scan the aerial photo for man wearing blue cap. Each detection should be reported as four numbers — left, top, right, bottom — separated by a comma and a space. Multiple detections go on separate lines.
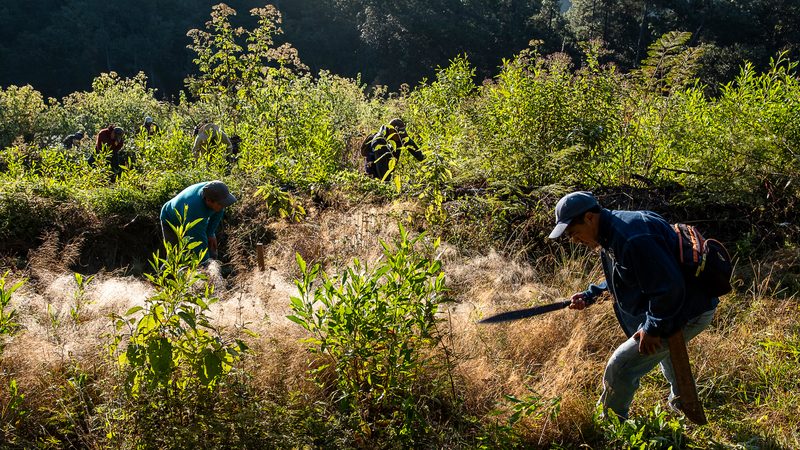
160, 180, 237, 262
549, 191, 718, 420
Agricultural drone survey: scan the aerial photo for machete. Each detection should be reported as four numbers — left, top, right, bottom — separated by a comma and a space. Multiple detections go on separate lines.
667, 330, 708, 425
478, 298, 593, 324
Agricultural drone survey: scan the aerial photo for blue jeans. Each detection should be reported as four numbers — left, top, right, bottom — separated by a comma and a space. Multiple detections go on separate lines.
599, 307, 717, 419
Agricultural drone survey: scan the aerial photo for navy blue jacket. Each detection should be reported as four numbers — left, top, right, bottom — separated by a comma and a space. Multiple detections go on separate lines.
582, 209, 718, 338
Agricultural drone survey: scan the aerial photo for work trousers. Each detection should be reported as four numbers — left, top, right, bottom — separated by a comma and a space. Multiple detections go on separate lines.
599, 307, 717, 419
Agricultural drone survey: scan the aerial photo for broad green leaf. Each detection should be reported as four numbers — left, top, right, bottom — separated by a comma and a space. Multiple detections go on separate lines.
125, 306, 144, 316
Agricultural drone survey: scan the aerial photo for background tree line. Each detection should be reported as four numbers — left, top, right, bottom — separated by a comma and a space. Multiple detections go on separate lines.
1, 0, 798, 98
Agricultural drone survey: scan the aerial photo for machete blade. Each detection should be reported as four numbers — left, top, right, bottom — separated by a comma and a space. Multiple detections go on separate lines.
478, 300, 573, 324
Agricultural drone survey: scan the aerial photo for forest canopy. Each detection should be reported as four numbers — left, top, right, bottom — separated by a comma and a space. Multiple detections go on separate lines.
1, 0, 798, 97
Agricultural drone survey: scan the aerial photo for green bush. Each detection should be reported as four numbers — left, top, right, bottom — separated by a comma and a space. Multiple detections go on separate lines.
60, 71, 170, 140
0, 272, 23, 346
596, 404, 688, 449
1, 273, 27, 443
110, 213, 247, 397
102, 214, 253, 447
0, 85, 48, 149
0, 180, 71, 243
289, 224, 450, 443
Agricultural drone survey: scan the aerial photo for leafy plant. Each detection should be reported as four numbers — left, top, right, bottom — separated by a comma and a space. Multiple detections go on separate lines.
0, 271, 23, 339
597, 404, 687, 449
70, 273, 95, 324
412, 151, 452, 226
0, 379, 29, 430
46, 302, 62, 342
635, 31, 707, 95
255, 182, 306, 223
288, 223, 449, 440
0, 273, 28, 441
0, 84, 48, 149
109, 208, 247, 397
186, 4, 246, 125
504, 389, 561, 428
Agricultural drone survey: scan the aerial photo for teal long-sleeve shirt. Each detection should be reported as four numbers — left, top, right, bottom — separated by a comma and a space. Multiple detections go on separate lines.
160, 182, 224, 259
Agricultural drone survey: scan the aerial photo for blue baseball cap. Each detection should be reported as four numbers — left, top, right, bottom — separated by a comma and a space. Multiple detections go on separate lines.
548, 191, 599, 239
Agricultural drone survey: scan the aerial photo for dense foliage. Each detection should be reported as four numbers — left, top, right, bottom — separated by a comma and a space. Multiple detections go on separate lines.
2, 15, 799, 257
2, 0, 799, 97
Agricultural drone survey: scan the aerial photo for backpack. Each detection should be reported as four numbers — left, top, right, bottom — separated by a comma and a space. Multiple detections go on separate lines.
360, 133, 375, 157
672, 223, 733, 298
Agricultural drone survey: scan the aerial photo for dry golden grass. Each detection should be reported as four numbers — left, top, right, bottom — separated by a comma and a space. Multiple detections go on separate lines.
436, 245, 628, 444
3, 203, 800, 448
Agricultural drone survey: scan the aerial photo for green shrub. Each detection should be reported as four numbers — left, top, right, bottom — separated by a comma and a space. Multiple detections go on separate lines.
1, 273, 27, 442
109, 212, 247, 397
289, 224, 449, 443
255, 182, 306, 222
60, 71, 169, 139
0, 181, 68, 243
0, 85, 47, 149
597, 404, 687, 449
0, 272, 23, 346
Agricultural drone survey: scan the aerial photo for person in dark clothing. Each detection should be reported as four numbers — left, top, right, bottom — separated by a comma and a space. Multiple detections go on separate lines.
62, 131, 84, 149
549, 191, 718, 420
365, 118, 424, 181
92, 125, 126, 175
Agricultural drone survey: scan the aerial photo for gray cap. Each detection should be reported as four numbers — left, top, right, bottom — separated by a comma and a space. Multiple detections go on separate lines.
548, 191, 599, 239
202, 180, 237, 208
145, 116, 153, 124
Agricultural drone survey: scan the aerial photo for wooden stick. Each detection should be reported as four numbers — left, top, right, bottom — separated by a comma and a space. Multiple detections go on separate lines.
256, 242, 265, 271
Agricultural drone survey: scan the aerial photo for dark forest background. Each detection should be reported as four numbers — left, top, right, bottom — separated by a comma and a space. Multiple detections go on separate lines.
1, 0, 799, 98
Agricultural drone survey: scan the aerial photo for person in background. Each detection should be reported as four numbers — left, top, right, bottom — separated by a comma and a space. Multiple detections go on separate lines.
62, 131, 84, 149
92, 125, 126, 176
192, 121, 233, 157
140, 116, 160, 136
549, 191, 718, 420
159, 180, 237, 263
364, 118, 424, 181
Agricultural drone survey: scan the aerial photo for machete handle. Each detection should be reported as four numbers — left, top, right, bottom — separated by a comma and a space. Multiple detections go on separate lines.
573, 295, 595, 308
